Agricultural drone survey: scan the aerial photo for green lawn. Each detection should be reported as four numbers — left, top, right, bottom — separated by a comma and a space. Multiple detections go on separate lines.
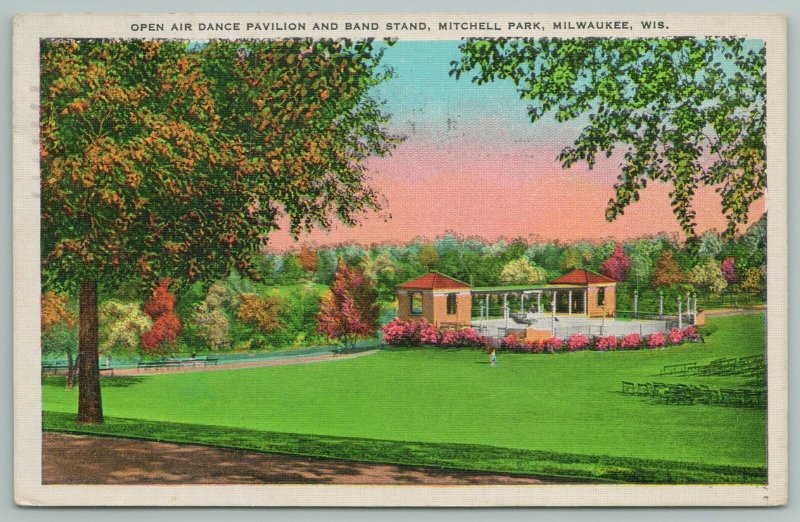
43, 313, 767, 483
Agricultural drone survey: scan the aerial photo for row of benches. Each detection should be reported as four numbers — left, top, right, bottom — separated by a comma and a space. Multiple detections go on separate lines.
661, 355, 764, 377
41, 364, 114, 376
622, 381, 765, 408
136, 358, 219, 369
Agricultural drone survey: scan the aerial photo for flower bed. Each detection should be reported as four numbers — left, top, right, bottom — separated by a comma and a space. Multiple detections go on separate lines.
382, 319, 488, 348
499, 326, 703, 354
383, 319, 704, 354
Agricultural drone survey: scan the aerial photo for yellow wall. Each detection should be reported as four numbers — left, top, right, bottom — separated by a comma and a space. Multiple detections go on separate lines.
586, 285, 615, 317
396, 290, 471, 326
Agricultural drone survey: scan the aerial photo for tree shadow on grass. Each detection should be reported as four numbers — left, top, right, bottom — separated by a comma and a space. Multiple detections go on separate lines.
101, 377, 145, 388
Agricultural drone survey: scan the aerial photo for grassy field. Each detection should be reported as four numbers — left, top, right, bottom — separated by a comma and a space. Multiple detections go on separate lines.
42, 313, 767, 483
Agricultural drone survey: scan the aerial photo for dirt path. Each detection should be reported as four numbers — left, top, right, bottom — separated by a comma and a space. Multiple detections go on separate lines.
110, 350, 379, 377
43, 433, 572, 485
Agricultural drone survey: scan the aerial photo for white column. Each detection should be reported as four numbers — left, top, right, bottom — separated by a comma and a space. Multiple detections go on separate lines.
552, 291, 557, 316
520, 294, 525, 313
503, 294, 509, 320
659, 293, 664, 317
678, 299, 683, 329
686, 293, 691, 323
485, 294, 490, 320
693, 295, 698, 324
537, 292, 542, 314
568, 291, 573, 316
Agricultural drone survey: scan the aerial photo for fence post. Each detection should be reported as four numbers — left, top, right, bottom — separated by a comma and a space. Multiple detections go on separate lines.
658, 290, 663, 319
692, 294, 698, 324
686, 292, 691, 324
633, 289, 639, 319
678, 299, 683, 329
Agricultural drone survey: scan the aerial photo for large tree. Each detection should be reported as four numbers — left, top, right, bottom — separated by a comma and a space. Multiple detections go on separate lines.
452, 38, 765, 238
40, 39, 398, 423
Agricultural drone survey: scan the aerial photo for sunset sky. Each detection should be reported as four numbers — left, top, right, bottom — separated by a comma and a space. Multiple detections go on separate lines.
268, 41, 764, 251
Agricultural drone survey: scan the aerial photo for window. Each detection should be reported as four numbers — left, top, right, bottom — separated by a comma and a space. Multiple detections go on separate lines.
410, 292, 423, 316
597, 287, 605, 306
447, 293, 458, 315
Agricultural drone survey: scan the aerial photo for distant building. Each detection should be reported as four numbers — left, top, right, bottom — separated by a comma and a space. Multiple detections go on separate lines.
395, 269, 617, 327
395, 272, 472, 327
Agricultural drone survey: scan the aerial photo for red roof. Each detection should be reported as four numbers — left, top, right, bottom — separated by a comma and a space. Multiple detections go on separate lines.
396, 272, 471, 290
550, 269, 617, 285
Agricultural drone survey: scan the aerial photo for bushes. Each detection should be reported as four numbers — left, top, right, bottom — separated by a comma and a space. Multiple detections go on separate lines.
498, 328, 703, 355
370, 319, 705, 354
383, 319, 488, 348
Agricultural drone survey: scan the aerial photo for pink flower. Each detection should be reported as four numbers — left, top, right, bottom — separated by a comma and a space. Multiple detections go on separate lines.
647, 332, 666, 348
683, 326, 701, 341
544, 337, 564, 353
567, 334, 591, 352
620, 333, 642, 350
595, 335, 618, 351
667, 328, 684, 345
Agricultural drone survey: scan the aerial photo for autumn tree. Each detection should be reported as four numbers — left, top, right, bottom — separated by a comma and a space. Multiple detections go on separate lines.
720, 257, 739, 286
651, 250, 684, 288
41, 39, 398, 423
316, 262, 380, 348
236, 294, 284, 335
561, 247, 590, 271
41, 292, 78, 389
740, 267, 764, 296
418, 245, 440, 269
452, 38, 765, 237
140, 279, 181, 353
98, 301, 152, 355
500, 258, 547, 285
691, 259, 728, 295
600, 244, 631, 282
297, 246, 318, 273
192, 284, 231, 351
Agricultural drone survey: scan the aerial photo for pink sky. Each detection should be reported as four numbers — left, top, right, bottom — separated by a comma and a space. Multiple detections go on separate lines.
267, 143, 765, 251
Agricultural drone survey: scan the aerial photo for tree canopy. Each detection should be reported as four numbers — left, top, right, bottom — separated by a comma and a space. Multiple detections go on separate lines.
452, 38, 766, 238
41, 38, 399, 293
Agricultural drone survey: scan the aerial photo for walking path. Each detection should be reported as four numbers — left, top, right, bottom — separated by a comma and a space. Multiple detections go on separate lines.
42, 433, 571, 485
111, 350, 379, 377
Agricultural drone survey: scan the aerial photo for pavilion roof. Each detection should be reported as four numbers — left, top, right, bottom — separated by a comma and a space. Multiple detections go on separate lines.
396, 272, 471, 290
550, 269, 617, 285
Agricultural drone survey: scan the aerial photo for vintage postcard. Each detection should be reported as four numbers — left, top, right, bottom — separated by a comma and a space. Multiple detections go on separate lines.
13, 13, 787, 506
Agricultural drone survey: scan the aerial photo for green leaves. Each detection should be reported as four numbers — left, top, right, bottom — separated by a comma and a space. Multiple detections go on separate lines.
452, 38, 766, 238
40, 39, 399, 294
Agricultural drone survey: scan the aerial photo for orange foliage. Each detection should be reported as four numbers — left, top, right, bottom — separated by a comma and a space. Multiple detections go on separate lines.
41, 291, 76, 332
298, 245, 318, 273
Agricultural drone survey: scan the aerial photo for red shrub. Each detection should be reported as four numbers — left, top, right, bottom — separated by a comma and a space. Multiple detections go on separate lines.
567, 334, 591, 352
544, 337, 564, 353
668, 328, 684, 345
620, 333, 642, 350
595, 335, 618, 351
683, 326, 701, 341
647, 331, 666, 348
440, 328, 489, 348
140, 279, 181, 353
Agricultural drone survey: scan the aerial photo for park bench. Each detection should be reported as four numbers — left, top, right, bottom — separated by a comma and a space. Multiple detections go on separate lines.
203, 357, 219, 366
621, 381, 635, 395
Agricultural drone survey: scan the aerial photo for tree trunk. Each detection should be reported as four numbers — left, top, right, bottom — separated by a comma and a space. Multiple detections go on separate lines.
76, 280, 103, 424
65, 351, 75, 391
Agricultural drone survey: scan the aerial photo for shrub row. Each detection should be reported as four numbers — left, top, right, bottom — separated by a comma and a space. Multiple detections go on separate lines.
382, 318, 489, 348
500, 326, 701, 354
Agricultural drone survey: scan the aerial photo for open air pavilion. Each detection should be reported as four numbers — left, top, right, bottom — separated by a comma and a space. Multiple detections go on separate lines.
395, 269, 696, 340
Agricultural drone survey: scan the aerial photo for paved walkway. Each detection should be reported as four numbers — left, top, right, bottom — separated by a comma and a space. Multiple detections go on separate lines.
42, 433, 571, 485
111, 350, 379, 377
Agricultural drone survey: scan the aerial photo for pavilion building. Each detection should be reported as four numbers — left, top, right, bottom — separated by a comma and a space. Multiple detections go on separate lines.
395, 269, 617, 328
